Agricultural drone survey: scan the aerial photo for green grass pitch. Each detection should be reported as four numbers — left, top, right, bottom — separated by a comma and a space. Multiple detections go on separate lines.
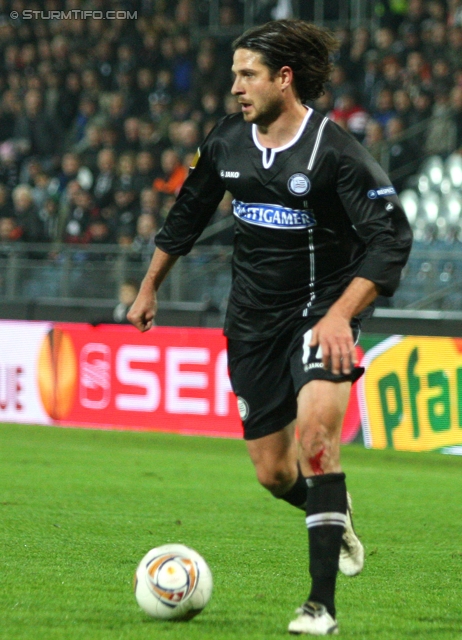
0, 422, 461, 640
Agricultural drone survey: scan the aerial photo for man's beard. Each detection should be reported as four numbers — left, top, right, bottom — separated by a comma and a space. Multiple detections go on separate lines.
247, 96, 284, 129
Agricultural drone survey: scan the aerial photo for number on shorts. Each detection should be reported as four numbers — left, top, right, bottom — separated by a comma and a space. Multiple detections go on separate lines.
302, 329, 323, 365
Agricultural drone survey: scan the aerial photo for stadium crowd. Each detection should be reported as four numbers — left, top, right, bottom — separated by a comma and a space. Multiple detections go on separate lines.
0, 0, 460, 251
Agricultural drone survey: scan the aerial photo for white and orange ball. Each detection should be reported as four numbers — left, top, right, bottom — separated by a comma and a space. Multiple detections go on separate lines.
134, 544, 213, 620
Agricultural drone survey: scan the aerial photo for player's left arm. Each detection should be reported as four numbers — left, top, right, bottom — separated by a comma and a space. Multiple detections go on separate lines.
312, 137, 413, 375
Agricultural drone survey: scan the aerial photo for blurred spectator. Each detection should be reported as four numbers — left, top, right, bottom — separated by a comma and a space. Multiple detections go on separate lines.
449, 85, 462, 150
106, 92, 128, 135
51, 152, 87, 196
171, 32, 195, 95
425, 90, 458, 156
372, 87, 398, 127
112, 279, 140, 323
117, 228, 134, 248
399, 23, 422, 59
393, 89, 414, 127
135, 67, 156, 115
349, 27, 372, 75
385, 117, 418, 191
138, 119, 167, 158
131, 212, 157, 262
191, 47, 222, 105
431, 58, 454, 95
175, 120, 200, 156
153, 148, 187, 196
122, 117, 141, 153
37, 196, 60, 242
422, 20, 448, 61
116, 153, 137, 191
100, 125, 120, 150
74, 125, 103, 175
13, 89, 62, 166
379, 55, 404, 94
373, 27, 405, 64
137, 187, 161, 226
92, 40, 115, 92
328, 91, 369, 141
63, 188, 99, 244
0, 215, 20, 243
0, 141, 20, 190
447, 25, 462, 69
401, 0, 429, 34
0, 184, 12, 218
112, 187, 138, 238
134, 151, 157, 192
31, 172, 53, 209
402, 50, 432, 95
195, 89, 226, 127
92, 148, 116, 209
359, 50, 381, 109
57, 72, 82, 131
0, 90, 21, 142
12, 184, 47, 242
66, 95, 99, 148
408, 89, 434, 140
84, 216, 114, 247
363, 119, 386, 162
329, 64, 356, 102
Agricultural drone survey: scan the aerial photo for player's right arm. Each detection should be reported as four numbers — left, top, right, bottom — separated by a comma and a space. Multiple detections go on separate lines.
127, 248, 178, 332
128, 118, 231, 333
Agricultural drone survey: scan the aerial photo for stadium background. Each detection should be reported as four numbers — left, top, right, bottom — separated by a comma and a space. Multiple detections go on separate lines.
0, 0, 462, 455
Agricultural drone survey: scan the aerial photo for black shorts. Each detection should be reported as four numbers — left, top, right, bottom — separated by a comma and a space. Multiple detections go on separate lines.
227, 317, 364, 441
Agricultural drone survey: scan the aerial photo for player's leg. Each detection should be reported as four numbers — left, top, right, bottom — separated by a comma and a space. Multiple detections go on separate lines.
287, 379, 349, 635
227, 335, 305, 506
246, 420, 307, 510
288, 319, 364, 635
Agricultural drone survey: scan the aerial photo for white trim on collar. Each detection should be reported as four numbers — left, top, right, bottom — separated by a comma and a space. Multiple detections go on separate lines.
252, 107, 313, 169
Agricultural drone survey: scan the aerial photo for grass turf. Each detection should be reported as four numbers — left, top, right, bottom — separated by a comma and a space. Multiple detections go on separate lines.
0, 423, 461, 640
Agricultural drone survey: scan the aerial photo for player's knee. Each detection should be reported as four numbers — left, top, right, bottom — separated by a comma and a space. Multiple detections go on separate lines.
255, 465, 296, 497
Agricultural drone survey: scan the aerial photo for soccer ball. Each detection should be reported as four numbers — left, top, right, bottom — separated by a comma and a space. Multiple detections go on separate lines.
134, 543, 213, 620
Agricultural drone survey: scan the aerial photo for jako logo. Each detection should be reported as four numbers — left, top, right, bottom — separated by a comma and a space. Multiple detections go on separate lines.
220, 170, 240, 178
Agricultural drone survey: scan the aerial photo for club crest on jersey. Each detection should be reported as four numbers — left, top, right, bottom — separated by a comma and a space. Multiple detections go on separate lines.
367, 186, 396, 199
288, 173, 311, 196
232, 200, 316, 230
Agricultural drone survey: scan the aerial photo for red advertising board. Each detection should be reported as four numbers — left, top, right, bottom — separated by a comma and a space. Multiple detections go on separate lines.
52, 324, 242, 437
0, 321, 361, 443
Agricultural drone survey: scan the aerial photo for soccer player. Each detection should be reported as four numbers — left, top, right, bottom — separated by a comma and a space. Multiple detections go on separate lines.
128, 20, 412, 636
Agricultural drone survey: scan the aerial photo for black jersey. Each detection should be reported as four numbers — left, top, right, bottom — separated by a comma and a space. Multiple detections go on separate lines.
156, 109, 413, 340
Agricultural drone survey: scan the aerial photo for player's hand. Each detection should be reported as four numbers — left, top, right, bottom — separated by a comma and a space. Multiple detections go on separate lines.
127, 285, 157, 332
309, 311, 356, 375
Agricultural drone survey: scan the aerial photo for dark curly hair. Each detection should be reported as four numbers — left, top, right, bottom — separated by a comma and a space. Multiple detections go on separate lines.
232, 20, 338, 102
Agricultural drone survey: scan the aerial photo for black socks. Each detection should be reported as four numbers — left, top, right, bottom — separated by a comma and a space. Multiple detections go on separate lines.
278, 465, 307, 510
305, 472, 347, 618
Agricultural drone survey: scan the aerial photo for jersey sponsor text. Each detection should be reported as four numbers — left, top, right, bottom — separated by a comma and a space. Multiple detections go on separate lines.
233, 199, 316, 229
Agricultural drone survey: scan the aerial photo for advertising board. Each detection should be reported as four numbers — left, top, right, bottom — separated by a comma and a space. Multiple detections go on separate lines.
1, 321, 461, 453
